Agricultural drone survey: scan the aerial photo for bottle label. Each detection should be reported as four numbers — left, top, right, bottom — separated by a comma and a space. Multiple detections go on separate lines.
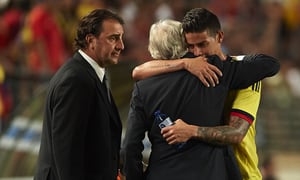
158, 117, 174, 129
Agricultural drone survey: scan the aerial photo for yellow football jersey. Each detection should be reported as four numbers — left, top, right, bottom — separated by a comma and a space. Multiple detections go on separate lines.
224, 55, 262, 180
225, 56, 262, 180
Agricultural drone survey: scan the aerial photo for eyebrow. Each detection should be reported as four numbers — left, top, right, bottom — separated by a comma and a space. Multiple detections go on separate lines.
188, 41, 207, 46
110, 32, 123, 37
109, 34, 122, 39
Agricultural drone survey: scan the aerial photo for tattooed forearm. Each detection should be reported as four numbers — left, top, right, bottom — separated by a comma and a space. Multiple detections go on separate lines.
195, 116, 250, 145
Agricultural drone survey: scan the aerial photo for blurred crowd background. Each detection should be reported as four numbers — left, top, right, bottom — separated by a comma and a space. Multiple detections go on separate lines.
0, 0, 300, 179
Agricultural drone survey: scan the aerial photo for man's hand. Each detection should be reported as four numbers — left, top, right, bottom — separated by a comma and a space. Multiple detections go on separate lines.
161, 119, 197, 144
183, 56, 222, 87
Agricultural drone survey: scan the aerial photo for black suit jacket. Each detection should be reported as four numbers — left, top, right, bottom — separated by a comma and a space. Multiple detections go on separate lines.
34, 52, 122, 180
122, 54, 279, 180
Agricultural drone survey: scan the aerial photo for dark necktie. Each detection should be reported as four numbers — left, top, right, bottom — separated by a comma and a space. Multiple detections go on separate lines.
103, 74, 111, 103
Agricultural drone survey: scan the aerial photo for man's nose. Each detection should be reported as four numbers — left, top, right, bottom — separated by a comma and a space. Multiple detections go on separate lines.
116, 39, 124, 50
193, 46, 203, 56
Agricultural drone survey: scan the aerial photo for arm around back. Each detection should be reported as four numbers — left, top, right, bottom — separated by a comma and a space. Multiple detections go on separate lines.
228, 54, 280, 89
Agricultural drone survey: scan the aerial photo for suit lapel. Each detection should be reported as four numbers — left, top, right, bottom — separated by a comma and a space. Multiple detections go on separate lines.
73, 52, 122, 129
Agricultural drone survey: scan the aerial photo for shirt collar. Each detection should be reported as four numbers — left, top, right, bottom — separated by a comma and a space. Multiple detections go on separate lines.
78, 49, 105, 82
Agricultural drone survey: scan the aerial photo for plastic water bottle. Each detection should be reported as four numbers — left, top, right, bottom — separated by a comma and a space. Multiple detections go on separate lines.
154, 110, 185, 150
154, 110, 174, 129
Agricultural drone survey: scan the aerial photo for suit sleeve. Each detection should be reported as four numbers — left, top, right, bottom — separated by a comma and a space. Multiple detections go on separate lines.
51, 74, 93, 179
122, 83, 148, 180
228, 54, 280, 89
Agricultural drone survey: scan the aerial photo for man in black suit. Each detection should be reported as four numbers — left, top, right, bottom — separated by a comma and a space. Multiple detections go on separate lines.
121, 20, 279, 180
34, 9, 124, 180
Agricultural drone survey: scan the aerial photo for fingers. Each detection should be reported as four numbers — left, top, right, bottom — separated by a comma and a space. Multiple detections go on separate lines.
161, 119, 188, 144
199, 75, 210, 87
165, 135, 177, 144
161, 127, 179, 144
161, 127, 184, 144
199, 65, 222, 87
209, 64, 222, 76
186, 59, 222, 87
198, 71, 216, 87
206, 69, 218, 87
163, 131, 179, 145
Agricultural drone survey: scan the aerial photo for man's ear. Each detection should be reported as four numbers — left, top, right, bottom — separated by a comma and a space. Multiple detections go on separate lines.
217, 31, 224, 43
86, 34, 95, 49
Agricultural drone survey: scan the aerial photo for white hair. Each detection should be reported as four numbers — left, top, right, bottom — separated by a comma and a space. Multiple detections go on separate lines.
148, 19, 188, 60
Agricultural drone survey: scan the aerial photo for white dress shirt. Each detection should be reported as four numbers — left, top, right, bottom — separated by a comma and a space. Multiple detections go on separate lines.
78, 49, 105, 82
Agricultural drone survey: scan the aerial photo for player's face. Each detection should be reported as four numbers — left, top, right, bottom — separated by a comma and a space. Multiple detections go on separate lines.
184, 30, 223, 57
